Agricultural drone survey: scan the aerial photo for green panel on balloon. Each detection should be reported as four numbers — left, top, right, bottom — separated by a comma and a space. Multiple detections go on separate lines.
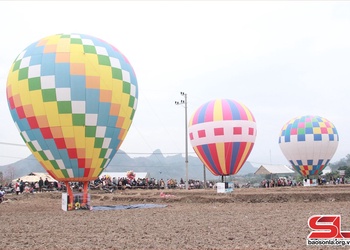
42, 89, 57, 102
28, 78, 41, 91
18, 68, 28, 80
57, 102, 72, 114
71, 38, 82, 44
72, 114, 85, 126
83, 45, 96, 54
112, 68, 122, 79
85, 126, 96, 137
98, 55, 111, 66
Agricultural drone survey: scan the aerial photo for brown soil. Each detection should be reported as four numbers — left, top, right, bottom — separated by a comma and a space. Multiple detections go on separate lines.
1, 185, 350, 250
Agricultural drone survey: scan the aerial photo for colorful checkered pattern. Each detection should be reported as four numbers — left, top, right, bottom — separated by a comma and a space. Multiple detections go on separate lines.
189, 99, 257, 176
6, 34, 138, 182
279, 115, 338, 143
279, 115, 338, 177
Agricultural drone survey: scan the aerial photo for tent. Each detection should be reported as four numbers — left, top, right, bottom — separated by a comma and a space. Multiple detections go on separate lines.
13, 172, 58, 183
254, 165, 295, 175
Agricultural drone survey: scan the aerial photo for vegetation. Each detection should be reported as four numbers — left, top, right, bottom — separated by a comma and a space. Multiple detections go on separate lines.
0, 166, 16, 185
322, 154, 350, 182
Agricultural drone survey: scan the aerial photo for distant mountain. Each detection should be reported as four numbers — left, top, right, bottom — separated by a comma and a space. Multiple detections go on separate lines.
0, 149, 258, 181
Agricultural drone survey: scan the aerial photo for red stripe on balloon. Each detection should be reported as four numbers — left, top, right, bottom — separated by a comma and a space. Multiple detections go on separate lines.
84, 167, 92, 178
67, 148, 77, 158
8, 96, 15, 109
191, 108, 200, 125
208, 143, 220, 173
236, 102, 248, 120
234, 143, 254, 175
222, 99, 233, 121
195, 146, 210, 168
78, 158, 85, 168
195, 146, 217, 175
27, 116, 39, 129
55, 138, 66, 149
205, 101, 215, 122
40, 127, 53, 139
16, 106, 26, 119
224, 142, 233, 174
231, 142, 247, 174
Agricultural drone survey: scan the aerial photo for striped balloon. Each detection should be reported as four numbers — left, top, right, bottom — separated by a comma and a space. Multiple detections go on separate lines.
188, 99, 257, 176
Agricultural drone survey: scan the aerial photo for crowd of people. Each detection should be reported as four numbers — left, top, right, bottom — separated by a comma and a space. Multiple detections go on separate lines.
1, 177, 63, 195
0, 175, 220, 194
89, 175, 215, 191
1, 175, 348, 195
260, 177, 297, 188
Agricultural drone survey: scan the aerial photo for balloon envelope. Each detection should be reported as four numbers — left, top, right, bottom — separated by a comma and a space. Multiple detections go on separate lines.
278, 115, 338, 177
6, 33, 138, 182
188, 99, 257, 176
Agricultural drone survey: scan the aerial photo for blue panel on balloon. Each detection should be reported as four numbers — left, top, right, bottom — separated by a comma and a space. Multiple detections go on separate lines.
314, 134, 322, 141
29, 54, 43, 66
55, 63, 71, 87
297, 134, 305, 141
85, 89, 99, 113
305, 127, 313, 134
97, 102, 111, 126
70, 76, 86, 101
41, 53, 56, 76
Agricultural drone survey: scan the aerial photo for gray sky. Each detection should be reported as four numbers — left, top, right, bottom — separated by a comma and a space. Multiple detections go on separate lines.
1, 1, 350, 168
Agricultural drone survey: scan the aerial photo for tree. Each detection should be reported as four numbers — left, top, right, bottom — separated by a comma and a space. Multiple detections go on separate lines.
325, 172, 339, 183
3, 165, 16, 183
337, 166, 350, 178
329, 154, 350, 171
0, 171, 3, 185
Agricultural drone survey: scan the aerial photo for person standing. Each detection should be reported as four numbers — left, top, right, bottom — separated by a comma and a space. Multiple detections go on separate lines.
15, 181, 20, 195
19, 180, 24, 194
38, 177, 44, 192
44, 178, 49, 188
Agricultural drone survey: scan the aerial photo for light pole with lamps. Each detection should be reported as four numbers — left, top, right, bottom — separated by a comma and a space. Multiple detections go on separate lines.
175, 92, 189, 190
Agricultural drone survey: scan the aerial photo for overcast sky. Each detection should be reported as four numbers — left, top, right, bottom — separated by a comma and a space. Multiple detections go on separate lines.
1, 1, 350, 168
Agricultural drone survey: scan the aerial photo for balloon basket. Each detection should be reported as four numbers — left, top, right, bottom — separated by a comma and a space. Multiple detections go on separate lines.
303, 178, 318, 187
61, 193, 91, 211
216, 182, 234, 193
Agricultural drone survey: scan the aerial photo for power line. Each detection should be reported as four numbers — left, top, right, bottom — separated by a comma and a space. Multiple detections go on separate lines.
0, 141, 198, 155
0, 142, 290, 166
0, 142, 27, 147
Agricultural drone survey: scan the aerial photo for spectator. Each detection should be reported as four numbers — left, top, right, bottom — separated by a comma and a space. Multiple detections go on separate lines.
19, 180, 25, 194
15, 181, 20, 195
39, 177, 44, 192
44, 178, 49, 188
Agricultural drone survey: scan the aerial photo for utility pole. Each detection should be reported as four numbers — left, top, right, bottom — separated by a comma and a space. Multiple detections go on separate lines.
175, 92, 189, 190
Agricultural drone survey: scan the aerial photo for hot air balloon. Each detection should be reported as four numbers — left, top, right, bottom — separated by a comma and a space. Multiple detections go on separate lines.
188, 99, 257, 181
6, 33, 138, 210
278, 115, 338, 177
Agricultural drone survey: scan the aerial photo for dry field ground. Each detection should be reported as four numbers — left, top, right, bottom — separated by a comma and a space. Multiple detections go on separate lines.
1, 185, 350, 250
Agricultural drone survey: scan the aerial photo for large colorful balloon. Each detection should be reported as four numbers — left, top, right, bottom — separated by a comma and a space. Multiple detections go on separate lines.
188, 99, 257, 176
6, 33, 138, 208
278, 115, 339, 177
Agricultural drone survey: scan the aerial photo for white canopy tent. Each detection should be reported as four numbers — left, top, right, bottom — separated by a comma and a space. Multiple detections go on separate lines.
254, 165, 295, 175
13, 172, 58, 183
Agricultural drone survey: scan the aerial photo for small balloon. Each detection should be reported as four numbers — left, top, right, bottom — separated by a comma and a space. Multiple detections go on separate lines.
278, 115, 339, 177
